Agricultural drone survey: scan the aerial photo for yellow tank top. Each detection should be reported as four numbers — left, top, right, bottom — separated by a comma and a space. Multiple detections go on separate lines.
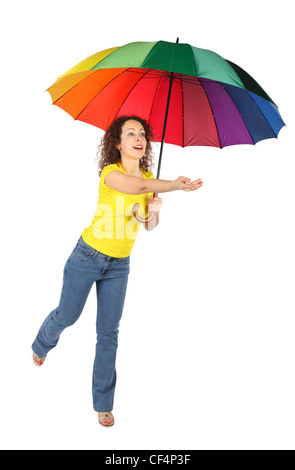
82, 163, 154, 258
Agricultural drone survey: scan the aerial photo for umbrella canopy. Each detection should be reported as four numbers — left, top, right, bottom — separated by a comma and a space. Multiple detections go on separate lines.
47, 40, 285, 157
47, 39, 285, 223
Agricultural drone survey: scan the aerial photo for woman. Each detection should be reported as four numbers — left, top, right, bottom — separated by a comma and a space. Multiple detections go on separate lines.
32, 115, 203, 426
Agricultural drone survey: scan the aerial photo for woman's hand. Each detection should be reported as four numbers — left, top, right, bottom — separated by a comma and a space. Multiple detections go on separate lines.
148, 194, 163, 213
173, 176, 204, 191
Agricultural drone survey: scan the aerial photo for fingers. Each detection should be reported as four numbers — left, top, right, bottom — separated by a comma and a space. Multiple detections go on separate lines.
179, 176, 192, 184
192, 178, 203, 189
183, 178, 203, 191
149, 195, 163, 203
148, 194, 163, 213
148, 203, 163, 212
192, 178, 203, 185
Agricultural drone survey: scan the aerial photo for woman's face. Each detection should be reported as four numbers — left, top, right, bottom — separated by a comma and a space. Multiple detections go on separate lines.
117, 120, 147, 161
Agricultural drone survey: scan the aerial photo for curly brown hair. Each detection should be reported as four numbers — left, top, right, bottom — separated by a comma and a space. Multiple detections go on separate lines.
97, 116, 155, 176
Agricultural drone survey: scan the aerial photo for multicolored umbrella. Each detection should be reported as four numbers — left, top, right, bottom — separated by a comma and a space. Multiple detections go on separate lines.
47, 39, 285, 221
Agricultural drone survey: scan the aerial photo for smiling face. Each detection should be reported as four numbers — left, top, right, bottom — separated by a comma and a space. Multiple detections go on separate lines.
117, 119, 147, 161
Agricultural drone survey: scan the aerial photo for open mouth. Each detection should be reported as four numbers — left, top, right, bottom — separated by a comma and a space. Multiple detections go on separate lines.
133, 145, 143, 150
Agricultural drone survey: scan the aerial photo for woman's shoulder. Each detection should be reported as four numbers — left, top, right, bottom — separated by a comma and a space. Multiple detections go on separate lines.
100, 163, 124, 180
142, 169, 155, 180
101, 163, 123, 174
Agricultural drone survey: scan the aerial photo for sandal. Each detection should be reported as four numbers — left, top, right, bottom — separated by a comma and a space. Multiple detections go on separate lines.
98, 411, 114, 427
33, 352, 47, 367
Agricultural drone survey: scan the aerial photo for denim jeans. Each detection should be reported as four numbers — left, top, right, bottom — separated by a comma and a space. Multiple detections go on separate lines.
32, 236, 130, 412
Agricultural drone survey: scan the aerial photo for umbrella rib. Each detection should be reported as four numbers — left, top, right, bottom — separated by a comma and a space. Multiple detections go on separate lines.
127, 68, 168, 79
245, 91, 277, 138
48, 71, 98, 104
51, 68, 159, 104
73, 68, 131, 121
147, 71, 167, 126
188, 44, 198, 77
220, 85, 255, 145
180, 74, 185, 148
114, 68, 155, 119
198, 79, 222, 149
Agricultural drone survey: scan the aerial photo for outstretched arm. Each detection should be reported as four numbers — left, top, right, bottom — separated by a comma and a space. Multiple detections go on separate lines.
105, 171, 202, 194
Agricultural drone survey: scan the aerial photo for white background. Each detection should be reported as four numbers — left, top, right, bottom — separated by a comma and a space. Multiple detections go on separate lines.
1, 0, 294, 450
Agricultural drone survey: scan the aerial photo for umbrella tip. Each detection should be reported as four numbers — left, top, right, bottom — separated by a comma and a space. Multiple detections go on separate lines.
176, 37, 180, 43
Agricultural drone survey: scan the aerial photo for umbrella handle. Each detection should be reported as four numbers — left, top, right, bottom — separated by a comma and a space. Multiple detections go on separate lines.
132, 193, 157, 224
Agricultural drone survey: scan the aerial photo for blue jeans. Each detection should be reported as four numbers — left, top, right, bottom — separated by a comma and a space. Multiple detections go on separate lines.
32, 236, 130, 412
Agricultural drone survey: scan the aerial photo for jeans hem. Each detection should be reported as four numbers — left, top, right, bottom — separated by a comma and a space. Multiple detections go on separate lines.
31, 343, 46, 358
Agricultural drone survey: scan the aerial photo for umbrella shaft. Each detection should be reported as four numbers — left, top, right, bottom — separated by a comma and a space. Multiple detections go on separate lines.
156, 72, 174, 179
156, 38, 179, 179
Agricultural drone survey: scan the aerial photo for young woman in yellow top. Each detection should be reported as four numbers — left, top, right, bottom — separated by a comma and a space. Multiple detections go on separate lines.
32, 116, 203, 427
